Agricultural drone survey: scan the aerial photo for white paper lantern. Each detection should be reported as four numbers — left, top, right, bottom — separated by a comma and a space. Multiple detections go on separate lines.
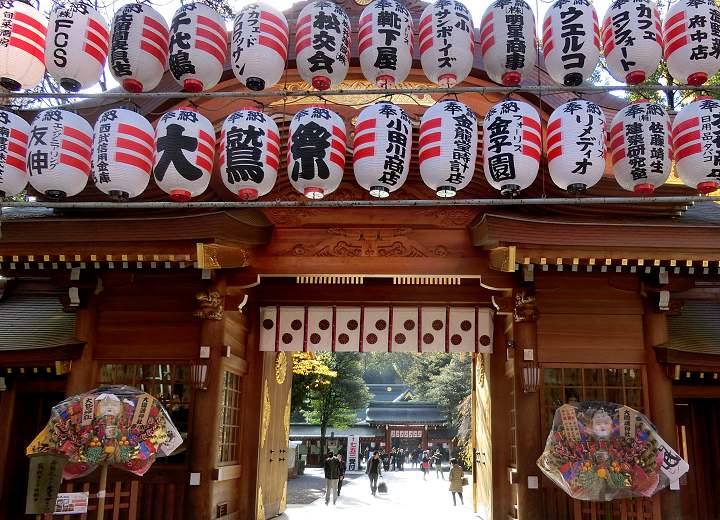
358, 0, 413, 88
542, 0, 600, 86
295, 1, 350, 90
610, 100, 671, 194
353, 102, 412, 197
0, 109, 29, 196
419, 0, 474, 87
169, 3, 227, 93
92, 108, 153, 201
109, 3, 170, 93
45, 3, 109, 92
419, 100, 478, 197
0, 1, 46, 91
483, 99, 541, 196
663, 0, 720, 86
602, 0, 663, 84
219, 109, 280, 200
547, 100, 606, 193
27, 109, 92, 198
478, 0, 537, 86
673, 97, 720, 193
231, 3, 288, 91
153, 108, 215, 201
287, 106, 346, 198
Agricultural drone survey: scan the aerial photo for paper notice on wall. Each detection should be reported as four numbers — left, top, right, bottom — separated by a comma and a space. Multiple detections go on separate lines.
53, 492, 89, 515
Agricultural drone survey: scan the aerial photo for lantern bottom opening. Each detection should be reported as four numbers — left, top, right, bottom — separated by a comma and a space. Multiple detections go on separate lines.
369, 186, 390, 198
0, 77, 20, 92
500, 184, 521, 198
438, 74, 457, 88
567, 183, 587, 195
436, 186, 457, 198
687, 72, 709, 86
237, 188, 259, 201
44, 190, 67, 200
60, 78, 82, 92
304, 187, 325, 199
625, 71, 646, 85
312, 76, 331, 91
183, 79, 204, 93
122, 79, 144, 93
502, 72, 521, 86
170, 189, 192, 202
634, 183, 655, 196
376, 75, 396, 88
246, 77, 266, 91
109, 190, 130, 202
697, 181, 719, 194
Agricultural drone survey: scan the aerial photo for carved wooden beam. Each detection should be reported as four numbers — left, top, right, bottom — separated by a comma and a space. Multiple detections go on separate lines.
488, 246, 516, 272
196, 243, 251, 270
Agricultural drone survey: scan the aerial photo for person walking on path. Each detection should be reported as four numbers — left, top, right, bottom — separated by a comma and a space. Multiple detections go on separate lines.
366, 451, 383, 495
433, 449, 445, 480
421, 451, 430, 481
337, 453, 346, 496
448, 458, 465, 506
323, 451, 341, 505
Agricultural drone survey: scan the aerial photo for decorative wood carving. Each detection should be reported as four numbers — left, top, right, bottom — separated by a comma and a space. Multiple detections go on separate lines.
514, 290, 538, 322
194, 290, 224, 320
489, 246, 517, 273
274, 352, 288, 385
196, 243, 250, 270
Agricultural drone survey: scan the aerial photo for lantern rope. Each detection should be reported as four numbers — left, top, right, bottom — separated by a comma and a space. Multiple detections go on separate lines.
1, 195, 718, 209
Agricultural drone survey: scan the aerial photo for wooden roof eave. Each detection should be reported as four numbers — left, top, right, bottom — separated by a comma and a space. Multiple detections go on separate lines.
0, 341, 85, 367
655, 346, 720, 371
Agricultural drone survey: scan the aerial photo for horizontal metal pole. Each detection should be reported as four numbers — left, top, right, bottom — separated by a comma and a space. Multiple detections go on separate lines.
0, 195, 717, 209
4, 83, 720, 102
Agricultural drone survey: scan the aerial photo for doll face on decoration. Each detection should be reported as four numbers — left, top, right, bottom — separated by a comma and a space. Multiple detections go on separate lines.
591, 410, 613, 438
96, 395, 123, 419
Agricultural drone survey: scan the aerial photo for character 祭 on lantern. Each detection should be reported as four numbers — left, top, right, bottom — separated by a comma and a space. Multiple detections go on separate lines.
547, 100, 606, 193
288, 107, 346, 199
663, 0, 720, 86
219, 109, 280, 200
358, 0, 413, 88
153, 108, 215, 201
26, 109, 93, 198
483, 100, 541, 196
542, 0, 600, 86
92, 109, 154, 201
45, 2, 109, 92
231, 3, 288, 91
419, 100, 478, 197
109, 3, 170, 93
419, 0, 474, 87
610, 100, 671, 194
295, 1, 351, 90
478, 0, 537, 86
0, 0, 46, 91
601, 0, 663, 85
0, 109, 29, 197
673, 97, 720, 193
169, 3, 227, 93
353, 102, 412, 197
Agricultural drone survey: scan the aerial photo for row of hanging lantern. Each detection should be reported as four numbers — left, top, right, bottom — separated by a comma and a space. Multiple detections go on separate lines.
2, 97, 719, 201
1, 0, 720, 94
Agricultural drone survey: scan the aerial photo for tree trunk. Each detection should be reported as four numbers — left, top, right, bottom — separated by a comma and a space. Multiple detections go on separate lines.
320, 422, 327, 463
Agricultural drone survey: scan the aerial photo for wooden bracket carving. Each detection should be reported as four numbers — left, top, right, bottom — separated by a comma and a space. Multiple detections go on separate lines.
514, 290, 538, 322
488, 246, 517, 272
194, 290, 224, 320
196, 243, 250, 270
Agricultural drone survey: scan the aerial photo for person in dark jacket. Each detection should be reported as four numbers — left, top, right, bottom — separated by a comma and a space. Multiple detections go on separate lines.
366, 451, 383, 495
336, 453, 346, 496
323, 452, 341, 505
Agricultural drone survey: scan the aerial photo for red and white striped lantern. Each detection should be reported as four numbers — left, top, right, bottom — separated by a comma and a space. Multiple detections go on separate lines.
295, 1, 351, 90
168, 3, 227, 93
673, 97, 720, 193
231, 3, 288, 91
547, 100, 606, 193
153, 108, 215, 201
419, 100, 478, 197
287, 106, 346, 199
478, 0, 537, 86
109, 3, 169, 93
45, 3, 109, 92
663, 0, 720, 86
542, 0, 600, 86
483, 99, 541, 196
219, 109, 280, 200
0, 109, 29, 197
353, 102, 412, 198
419, 0, 474, 87
0, 1, 46, 91
92, 108, 154, 201
610, 100, 671, 194
602, 0, 663, 85
27, 109, 92, 198
358, 0, 413, 88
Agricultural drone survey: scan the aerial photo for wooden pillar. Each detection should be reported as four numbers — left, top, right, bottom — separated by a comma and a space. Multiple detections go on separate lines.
188, 278, 227, 520
65, 297, 98, 396
491, 315, 513, 520
386, 426, 392, 450
643, 310, 682, 520
513, 291, 543, 520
